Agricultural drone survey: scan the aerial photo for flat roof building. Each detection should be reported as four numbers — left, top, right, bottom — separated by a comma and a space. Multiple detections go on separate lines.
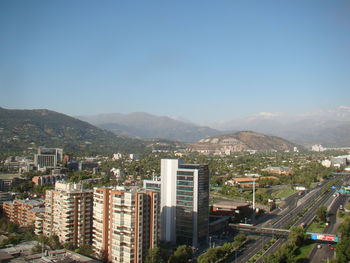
34, 147, 63, 169
92, 186, 160, 263
43, 182, 93, 247
2, 199, 44, 227
161, 159, 209, 248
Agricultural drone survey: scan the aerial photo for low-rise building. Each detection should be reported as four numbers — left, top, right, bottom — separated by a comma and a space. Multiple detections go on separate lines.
128, 154, 140, 160
112, 153, 123, 160
262, 166, 293, 175
225, 178, 260, 188
0, 192, 12, 206
0, 248, 100, 263
32, 174, 66, 186
211, 201, 251, 216
331, 156, 349, 167
311, 144, 326, 152
0, 177, 28, 192
321, 159, 332, 168
2, 199, 44, 227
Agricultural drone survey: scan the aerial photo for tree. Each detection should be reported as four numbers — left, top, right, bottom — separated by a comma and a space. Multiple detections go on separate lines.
76, 244, 95, 257
234, 234, 247, 244
264, 226, 304, 262
31, 243, 43, 254
145, 247, 162, 263
336, 237, 350, 263
168, 245, 193, 263
338, 217, 350, 238
275, 242, 297, 263
48, 234, 62, 250
345, 203, 350, 211
63, 242, 75, 250
316, 206, 327, 223
197, 247, 224, 263
288, 226, 305, 247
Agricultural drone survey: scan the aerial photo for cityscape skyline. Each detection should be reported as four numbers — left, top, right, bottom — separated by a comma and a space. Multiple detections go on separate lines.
1, 0, 349, 122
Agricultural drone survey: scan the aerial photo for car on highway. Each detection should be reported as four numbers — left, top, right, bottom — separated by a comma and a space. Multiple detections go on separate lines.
328, 244, 334, 250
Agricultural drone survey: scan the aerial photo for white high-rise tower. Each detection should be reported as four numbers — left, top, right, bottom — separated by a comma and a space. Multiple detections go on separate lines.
160, 159, 209, 248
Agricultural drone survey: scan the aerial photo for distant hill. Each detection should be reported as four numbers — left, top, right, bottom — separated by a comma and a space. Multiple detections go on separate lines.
78, 112, 223, 142
188, 131, 301, 153
0, 107, 146, 155
210, 106, 350, 147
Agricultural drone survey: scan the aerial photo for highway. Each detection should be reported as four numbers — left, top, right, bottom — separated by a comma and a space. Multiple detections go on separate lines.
231, 176, 346, 263
308, 175, 350, 262
308, 195, 347, 262
254, 178, 345, 263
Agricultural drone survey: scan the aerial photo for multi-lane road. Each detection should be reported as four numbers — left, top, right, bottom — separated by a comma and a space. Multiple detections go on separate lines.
308, 176, 350, 262
231, 176, 347, 263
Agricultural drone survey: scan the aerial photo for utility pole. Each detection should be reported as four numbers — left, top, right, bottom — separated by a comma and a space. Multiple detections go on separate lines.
253, 178, 256, 211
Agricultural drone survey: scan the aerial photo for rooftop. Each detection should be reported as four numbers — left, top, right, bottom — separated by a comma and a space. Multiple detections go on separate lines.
213, 201, 250, 209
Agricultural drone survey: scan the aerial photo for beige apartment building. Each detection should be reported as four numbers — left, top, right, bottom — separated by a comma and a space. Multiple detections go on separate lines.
2, 199, 44, 227
93, 186, 160, 263
43, 182, 93, 247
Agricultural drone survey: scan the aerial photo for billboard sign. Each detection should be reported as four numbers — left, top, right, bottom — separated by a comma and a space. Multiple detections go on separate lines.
308, 233, 339, 242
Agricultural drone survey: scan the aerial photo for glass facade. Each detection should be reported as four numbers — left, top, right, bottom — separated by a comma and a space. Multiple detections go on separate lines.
175, 166, 209, 246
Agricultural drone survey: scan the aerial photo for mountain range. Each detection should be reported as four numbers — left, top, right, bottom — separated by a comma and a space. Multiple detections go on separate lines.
77, 112, 222, 142
0, 107, 145, 155
209, 106, 350, 147
1, 106, 349, 155
79, 106, 350, 147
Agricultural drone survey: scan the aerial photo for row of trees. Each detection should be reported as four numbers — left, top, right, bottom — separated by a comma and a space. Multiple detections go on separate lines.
145, 235, 247, 263
264, 226, 306, 263
197, 234, 247, 263
0, 216, 36, 248
335, 216, 350, 263
144, 245, 193, 263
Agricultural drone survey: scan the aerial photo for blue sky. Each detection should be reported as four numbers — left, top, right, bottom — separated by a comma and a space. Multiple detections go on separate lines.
0, 0, 349, 122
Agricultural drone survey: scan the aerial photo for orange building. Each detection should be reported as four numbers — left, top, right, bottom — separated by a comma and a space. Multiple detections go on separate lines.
93, 186, 160, 263
2, 199, 44, 227
227, 178, 260, 188
32, 174, 66, 186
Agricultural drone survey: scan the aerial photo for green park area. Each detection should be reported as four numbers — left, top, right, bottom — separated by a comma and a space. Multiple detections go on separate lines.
0, 173, 20, 179
306, 221, 326, 233
295, 241, 315, 262
271, 187, 297, 199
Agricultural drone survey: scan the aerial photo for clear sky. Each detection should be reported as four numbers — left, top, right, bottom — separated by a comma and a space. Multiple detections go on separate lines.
0, 0, 349, 122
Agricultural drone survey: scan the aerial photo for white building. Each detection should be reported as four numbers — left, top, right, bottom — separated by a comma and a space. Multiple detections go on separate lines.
321, 160, 332, 168
34, 147, 63, 169
112, 153, 123, 160
311, 144, 326, 152
110, 168, 123, 178
129, 154, 140, 160
160, 159, 209, 248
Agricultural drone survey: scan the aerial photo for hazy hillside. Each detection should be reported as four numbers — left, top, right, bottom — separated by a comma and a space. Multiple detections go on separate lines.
210, 106, 350, 147
78, 112, 223, 142
0, 107, 146, 155
188, 131, 301, 153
